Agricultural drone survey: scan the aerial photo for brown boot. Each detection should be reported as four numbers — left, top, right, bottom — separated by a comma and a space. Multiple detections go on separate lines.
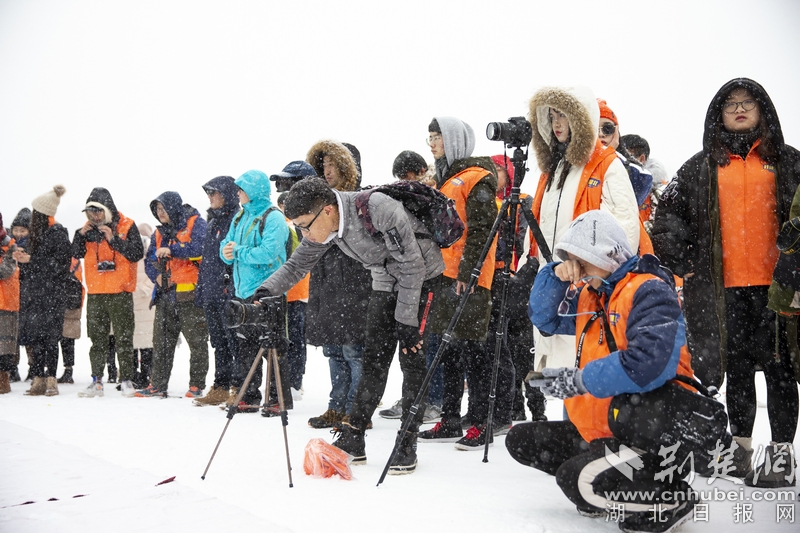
225, 387, 239, 407
0, 371, 10, 394
194, 385, 230, 406
25, 376, 47, 396
308, 408, 344, 429
44, 376, 59, 396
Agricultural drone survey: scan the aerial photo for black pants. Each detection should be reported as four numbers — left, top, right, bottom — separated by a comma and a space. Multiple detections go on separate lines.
60, 337, 75, 368
287, 300, 307, 390
205, 300, 240, 389
30, 340, 59, 378
348, 276, 442, 433
725, 286, 799, 443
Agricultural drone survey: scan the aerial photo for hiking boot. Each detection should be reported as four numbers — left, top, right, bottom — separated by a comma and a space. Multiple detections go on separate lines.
620, 488, 698, 533
389, 430, 418, 475
378, 399, 403, 419
745, 442, 796, 488
331, 424, 366, 464
491, 422, 513, 436
57, 367, 74, 384
184, 386, 204, 398
261, 402, 280, 417
454, 425, 493, 451
44, 377, 59, 396
336, 415, 373, 431
308, 408, 344, 429
10, 367, 21, 383
422, 404, 442, 424
728, 436, 754, 478
25, 376, 47, 396
120, 380, 136, 397
134, 385, 166, 398
225, 387, 238, 407
78, 380, 104, 398
194, 385, 230, 406
419, 419, 463, 443
0, 371, 10, 394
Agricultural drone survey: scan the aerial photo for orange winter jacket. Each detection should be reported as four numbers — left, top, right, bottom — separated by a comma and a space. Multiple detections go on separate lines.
531, 142, 653, 256
84, 215, 138, 294
718, 143, 779, 288
440, 166, 498, 290
155, 214, 201, 291
0, 238, 20, 312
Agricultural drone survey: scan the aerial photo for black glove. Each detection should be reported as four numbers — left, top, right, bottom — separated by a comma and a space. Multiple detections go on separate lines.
253, 285, 273, 302
528, 367, 587, 400
397, 323, 423, 354
507, 257, 539, 316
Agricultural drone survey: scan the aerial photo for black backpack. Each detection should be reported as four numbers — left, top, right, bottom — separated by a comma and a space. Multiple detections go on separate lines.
354, 181, 464, 249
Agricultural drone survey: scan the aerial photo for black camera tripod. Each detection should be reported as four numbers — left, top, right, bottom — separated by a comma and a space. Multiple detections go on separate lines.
201, 315, 294, 488
378, 144, 552, 485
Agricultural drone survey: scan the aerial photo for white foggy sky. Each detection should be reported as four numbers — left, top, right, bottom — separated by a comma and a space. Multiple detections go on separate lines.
1, 0, 799, 234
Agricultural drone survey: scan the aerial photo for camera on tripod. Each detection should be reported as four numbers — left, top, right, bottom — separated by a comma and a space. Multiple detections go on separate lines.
223, 295, 284, 329
486, 116, 532, 148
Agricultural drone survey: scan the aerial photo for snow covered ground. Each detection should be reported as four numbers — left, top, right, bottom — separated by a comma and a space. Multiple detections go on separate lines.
2, 337, 797, 532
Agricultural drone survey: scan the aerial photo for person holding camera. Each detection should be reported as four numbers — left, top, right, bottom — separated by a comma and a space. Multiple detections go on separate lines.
72, 187, 144, 397
0, 212, 20, 394
135, 191, 208, 398
254, 176, 445, 474
219, 170, 290, 413
508, 210, 703, 532
652, 78, 800, 487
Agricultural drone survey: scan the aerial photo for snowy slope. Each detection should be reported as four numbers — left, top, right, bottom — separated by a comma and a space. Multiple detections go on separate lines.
1, 338, 796, 532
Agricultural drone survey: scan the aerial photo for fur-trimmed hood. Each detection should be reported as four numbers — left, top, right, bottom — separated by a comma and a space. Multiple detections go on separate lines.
306, 140, 361, 192
528, 86, 600, 171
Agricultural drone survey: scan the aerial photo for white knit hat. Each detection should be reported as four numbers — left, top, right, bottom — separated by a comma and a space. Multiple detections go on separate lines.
553, 210, 634, 273
31, 185, 66, 217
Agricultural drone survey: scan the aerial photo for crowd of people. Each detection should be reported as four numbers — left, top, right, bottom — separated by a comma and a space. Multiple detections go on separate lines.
1, 77, 798, 532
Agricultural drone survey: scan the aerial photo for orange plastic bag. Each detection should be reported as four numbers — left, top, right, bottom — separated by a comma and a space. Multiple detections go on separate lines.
303, 438, 354, 480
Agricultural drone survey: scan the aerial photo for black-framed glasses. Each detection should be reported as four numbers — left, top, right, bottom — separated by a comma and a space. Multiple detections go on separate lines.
599, 123, 616, 136
723, 99, 757, 113
294, 206, 325, 233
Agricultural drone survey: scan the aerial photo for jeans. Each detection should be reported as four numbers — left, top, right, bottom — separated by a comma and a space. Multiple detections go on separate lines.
323, 344, 363, 414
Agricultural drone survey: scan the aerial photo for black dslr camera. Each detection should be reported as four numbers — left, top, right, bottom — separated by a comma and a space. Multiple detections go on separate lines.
486, 116, 532, 148
223, 295, 284, 329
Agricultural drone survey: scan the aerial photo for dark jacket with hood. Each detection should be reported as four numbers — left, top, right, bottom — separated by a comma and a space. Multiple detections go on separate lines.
651, 77, 800, 388
72, 187, 144, 264
145, 191, 207, 303
304, 141, 372, 346
196, 176, 240, 306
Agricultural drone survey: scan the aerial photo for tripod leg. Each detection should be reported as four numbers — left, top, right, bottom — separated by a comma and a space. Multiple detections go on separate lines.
269, 348, 294, 488
201, 346, 266, 480
264, 346, 273, 410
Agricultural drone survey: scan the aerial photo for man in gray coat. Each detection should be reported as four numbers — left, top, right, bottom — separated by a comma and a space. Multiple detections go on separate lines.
255, 177, 444, 474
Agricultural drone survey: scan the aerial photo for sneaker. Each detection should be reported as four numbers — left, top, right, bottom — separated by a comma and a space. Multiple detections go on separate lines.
620, 489, 698, 533
120, 380, 136, 397
291, 387, 303, 401
308, 408, 344, 429
194, 385, 230, 406
261, 402, 281, 417
185, 386, 204, 398
378, 399, 403, 419
331, 424, 366, 464
419, 420, 463, 443
389, 430, 418, 475
460, 414, 473, 429
745, 442, 796, 488
454, 425, 493, 451
492, 422, 513, 436
57, 367, 74, 384
134, 385, 166, 398
728, 436, 754, 478
78, 380, 104, 398
422, 404, 442, 424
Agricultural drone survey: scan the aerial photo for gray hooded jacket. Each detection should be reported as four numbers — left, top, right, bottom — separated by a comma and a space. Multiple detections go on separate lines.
259, 190, 444, 327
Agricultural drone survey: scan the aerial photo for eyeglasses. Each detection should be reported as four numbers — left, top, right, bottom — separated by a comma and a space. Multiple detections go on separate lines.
723, 99, 757, 114
557, 276, 611, 317
426, 134, 442, 146
294, 206, 325, 233
599, 123, 616, 137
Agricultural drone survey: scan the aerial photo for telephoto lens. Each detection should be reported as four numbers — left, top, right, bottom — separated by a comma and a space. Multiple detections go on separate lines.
222, 300, 265, 328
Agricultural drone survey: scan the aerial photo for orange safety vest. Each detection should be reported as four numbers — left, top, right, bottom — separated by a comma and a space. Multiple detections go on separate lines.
439, 166, 498, 290
155, 214, 201, 292
531, 141, 653, 256
564, 272, 695, 442
0, 238, 20, 312
84, 214, 137, 294
718, 142, 778, 288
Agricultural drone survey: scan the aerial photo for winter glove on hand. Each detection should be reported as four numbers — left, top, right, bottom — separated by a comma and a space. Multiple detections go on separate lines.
531, 367, 587, 400
253, 285, 273, 302
396, 323, 423, 354
508, 256, 539, 315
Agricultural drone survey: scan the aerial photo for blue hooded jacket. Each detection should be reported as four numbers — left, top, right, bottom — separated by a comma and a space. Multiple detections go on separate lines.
220, 170, 288, 299
196, 176, 240, 305
145, 191, 207, 297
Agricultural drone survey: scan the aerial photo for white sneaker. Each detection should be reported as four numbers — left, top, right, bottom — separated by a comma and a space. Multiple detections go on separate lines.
120, 380, 135, 397
291, 387, 304, 401
78, 381, 104, 398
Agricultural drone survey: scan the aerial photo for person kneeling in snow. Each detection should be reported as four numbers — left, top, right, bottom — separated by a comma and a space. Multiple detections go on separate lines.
506, 210, 713, 533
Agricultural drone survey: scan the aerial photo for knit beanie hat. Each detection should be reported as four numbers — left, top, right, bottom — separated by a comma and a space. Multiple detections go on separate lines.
31, 185, 66, 217
554, 210, 633, 273
12, 208, 31, 229
597, 99, 618, 126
